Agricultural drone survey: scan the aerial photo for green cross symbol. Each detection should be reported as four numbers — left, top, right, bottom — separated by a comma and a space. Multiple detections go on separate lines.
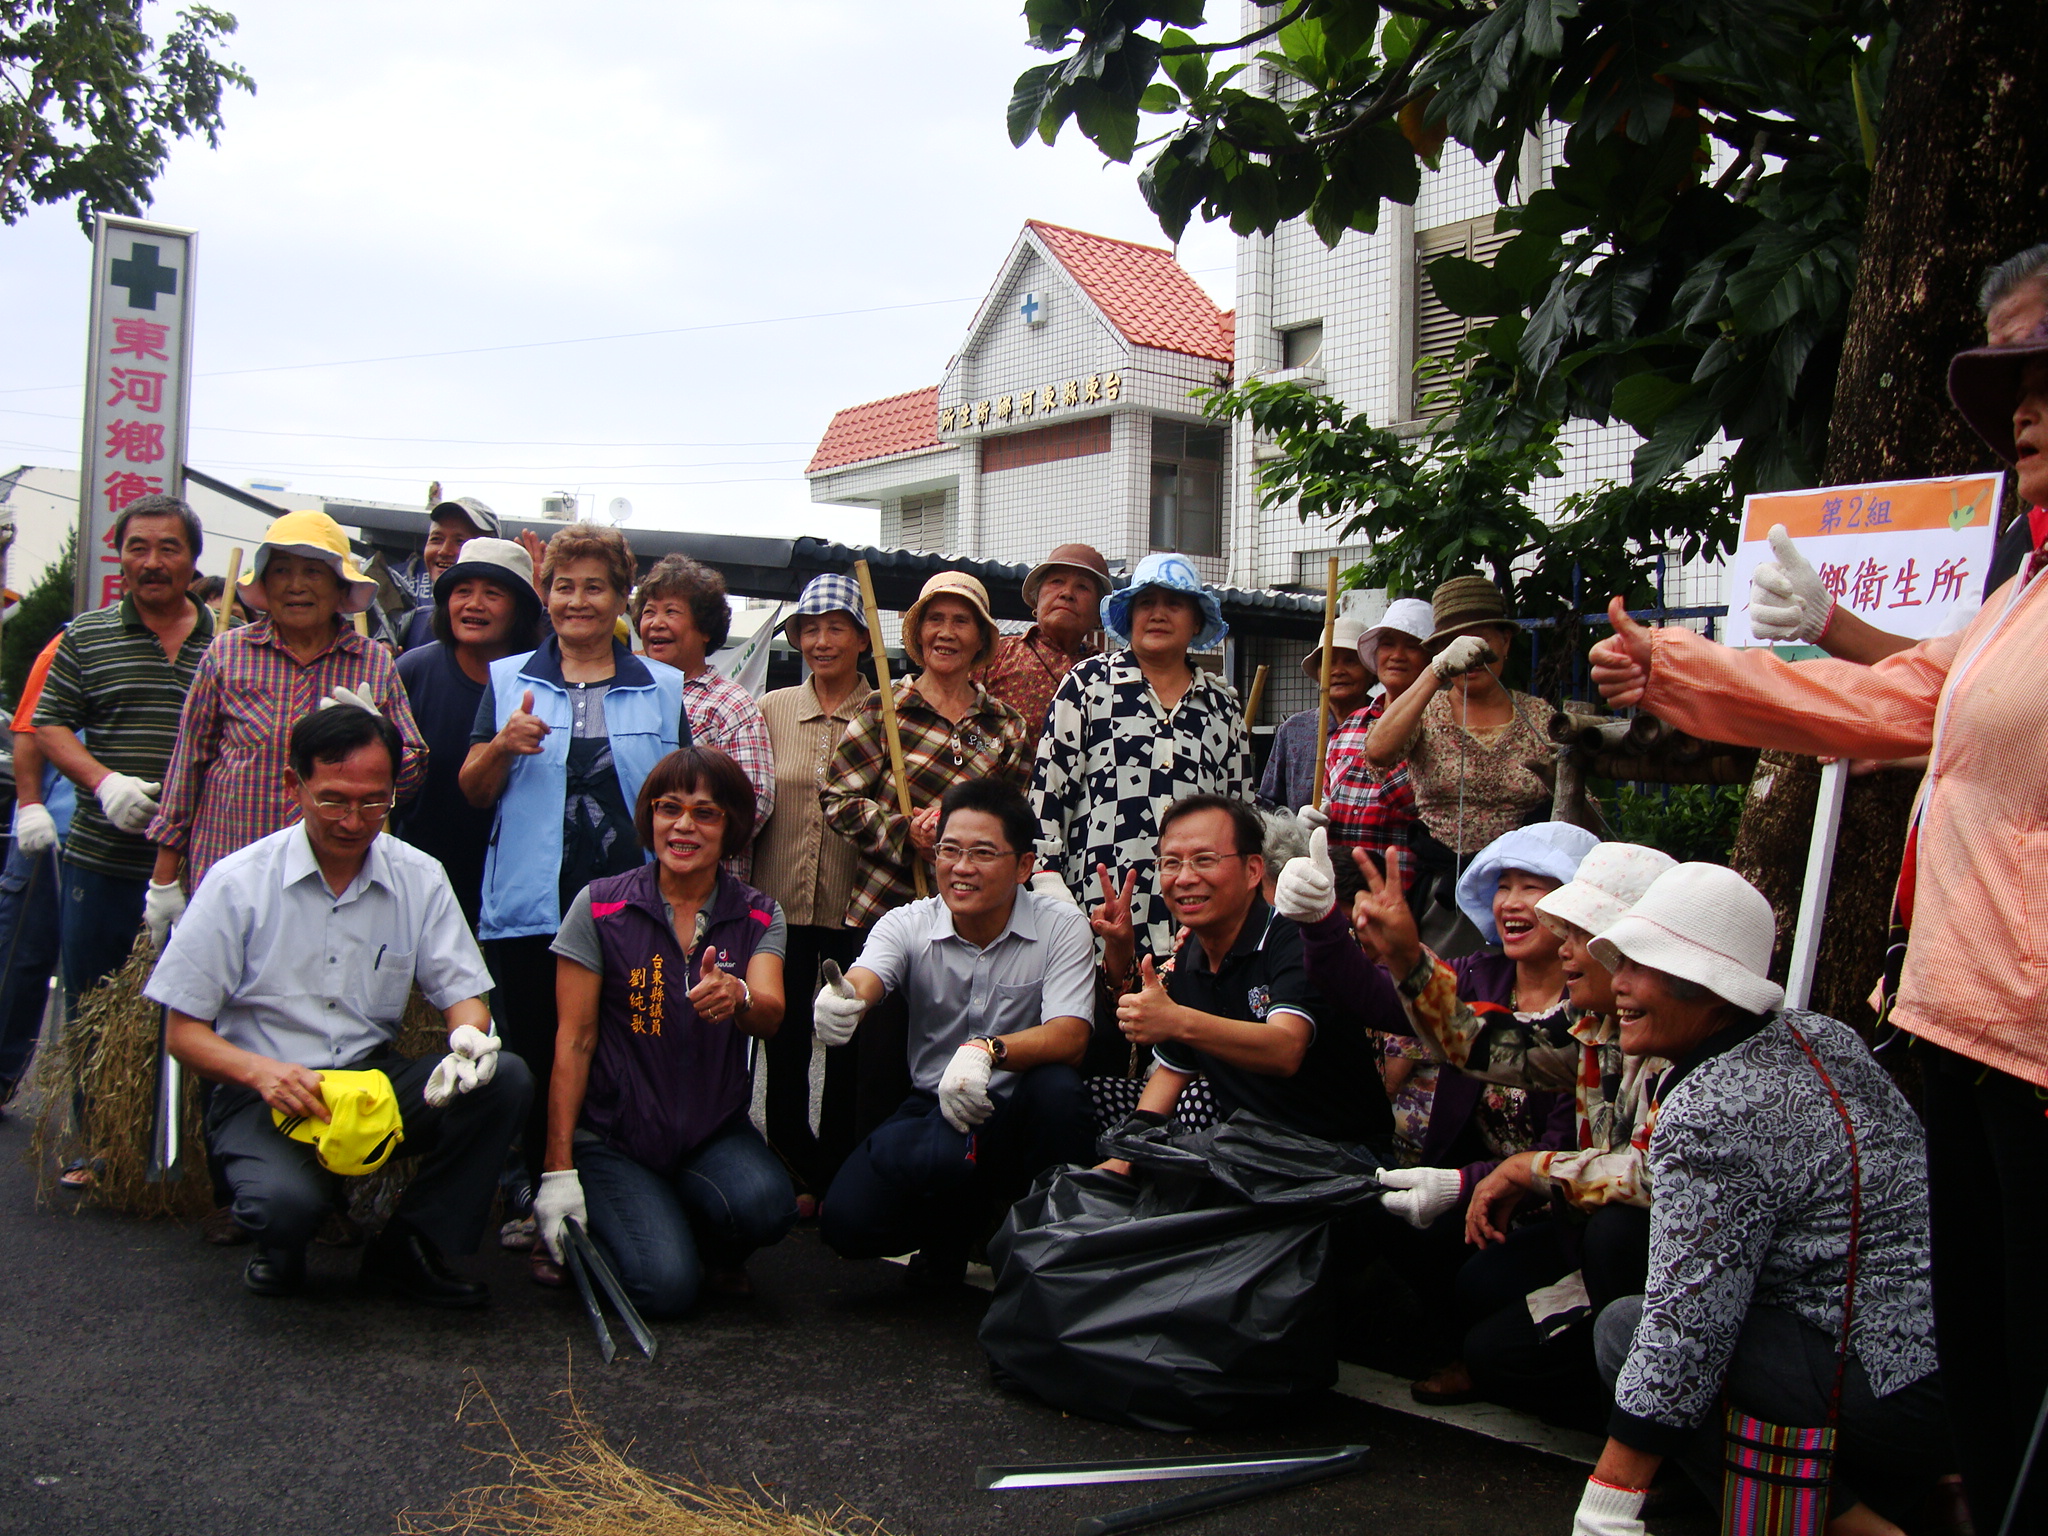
110, 242, 178, 311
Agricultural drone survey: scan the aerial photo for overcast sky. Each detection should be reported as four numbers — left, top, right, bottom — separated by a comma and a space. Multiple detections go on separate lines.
0, 1, 1238, 547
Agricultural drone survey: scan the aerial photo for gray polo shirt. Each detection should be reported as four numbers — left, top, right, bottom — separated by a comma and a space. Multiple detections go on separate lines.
853, 889, 1095, 1098
146, 822, 493, 1070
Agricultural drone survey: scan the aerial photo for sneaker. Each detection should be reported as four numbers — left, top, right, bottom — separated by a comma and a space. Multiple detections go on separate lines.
499, 1214, 537, 1251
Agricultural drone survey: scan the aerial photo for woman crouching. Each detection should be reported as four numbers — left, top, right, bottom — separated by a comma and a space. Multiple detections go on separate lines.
534, 747, 798, 1316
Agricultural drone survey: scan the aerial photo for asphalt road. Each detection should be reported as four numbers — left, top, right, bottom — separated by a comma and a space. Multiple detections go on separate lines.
0, 1112, 1702, 1536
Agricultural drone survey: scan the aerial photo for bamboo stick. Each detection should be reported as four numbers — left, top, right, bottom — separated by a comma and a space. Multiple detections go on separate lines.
1243, 663, 1270, 728
1309, 558, 1340, 806
851, 560, 928, 900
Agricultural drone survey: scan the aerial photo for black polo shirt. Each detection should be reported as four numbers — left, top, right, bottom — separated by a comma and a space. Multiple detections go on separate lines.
1156, 896, 1392, 1148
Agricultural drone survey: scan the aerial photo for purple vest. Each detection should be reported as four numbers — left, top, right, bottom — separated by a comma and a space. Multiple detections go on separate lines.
583, 863, 775, 1175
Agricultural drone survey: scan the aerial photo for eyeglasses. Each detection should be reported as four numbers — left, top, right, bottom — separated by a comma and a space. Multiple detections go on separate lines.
1156, 852, 1248, 878
651, 799, 727, 827
310, 797, 392, 823
934, 842, 1020, 868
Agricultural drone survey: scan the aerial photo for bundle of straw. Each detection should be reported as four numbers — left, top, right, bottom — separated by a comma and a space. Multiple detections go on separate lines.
396, 1376, 895, 1536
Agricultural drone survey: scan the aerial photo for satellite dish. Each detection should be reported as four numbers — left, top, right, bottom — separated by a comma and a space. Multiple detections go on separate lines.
608, 497, 633, 525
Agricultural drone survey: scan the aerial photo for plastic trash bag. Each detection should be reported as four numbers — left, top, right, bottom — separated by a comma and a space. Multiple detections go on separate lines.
978, 1110, 1384, 1432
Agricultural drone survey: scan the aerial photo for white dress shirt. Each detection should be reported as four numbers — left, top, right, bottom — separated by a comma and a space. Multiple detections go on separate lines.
146, 822, 492, 1069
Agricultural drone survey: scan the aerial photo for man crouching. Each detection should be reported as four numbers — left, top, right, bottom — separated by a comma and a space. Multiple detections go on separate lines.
147, 705, 531, 1304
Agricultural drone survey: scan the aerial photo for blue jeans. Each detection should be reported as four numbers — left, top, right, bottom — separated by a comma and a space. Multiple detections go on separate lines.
575, 1121, 797, 1319
0, 840, 61, 1084
59, 862, 147, 1006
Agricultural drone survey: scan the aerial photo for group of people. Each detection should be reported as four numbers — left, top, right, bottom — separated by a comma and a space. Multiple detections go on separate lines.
8, 242, 2048, 1536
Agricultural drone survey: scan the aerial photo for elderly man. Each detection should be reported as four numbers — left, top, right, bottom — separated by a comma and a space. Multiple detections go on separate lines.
812, 777, 1095, 1286
977, 542, 1110, 749
399, 497, 499, 649
35, 495, 218, 1005
148, 705, 531, 1304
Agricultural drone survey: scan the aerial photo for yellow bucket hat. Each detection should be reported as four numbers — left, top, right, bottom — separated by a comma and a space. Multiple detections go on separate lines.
271, 1068, 405, 1176
242, 510, 378, 616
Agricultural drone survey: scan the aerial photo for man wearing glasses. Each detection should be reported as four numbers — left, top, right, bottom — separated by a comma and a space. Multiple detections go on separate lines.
148, 705, 531, 1304
812, 777, 1095, 1286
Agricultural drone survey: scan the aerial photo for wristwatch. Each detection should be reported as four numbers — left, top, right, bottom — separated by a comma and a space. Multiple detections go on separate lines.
970, 1034, 1007, 1064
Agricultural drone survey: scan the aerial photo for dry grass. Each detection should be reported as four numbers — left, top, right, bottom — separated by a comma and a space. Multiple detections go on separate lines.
395, 1375, 896, 1536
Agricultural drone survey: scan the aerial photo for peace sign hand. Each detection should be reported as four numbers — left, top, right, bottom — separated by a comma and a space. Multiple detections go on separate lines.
1354, 846, 1423, 980
1091, 863, 1138, 984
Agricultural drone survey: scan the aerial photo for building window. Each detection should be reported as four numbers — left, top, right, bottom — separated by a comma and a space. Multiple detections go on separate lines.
979, 416, 1112, 472
1280, 321, 1323, 369
894, 490, 949, 552
1150, 419, 1223, 557
1415, 215, 1513, 410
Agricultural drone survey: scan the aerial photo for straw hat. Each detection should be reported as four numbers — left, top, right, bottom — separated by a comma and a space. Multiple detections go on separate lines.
902, 570, 999, 670
1588, 862, 1785, 1015
242, 510, 377, 615
1454, 822, 1601, 945
1947, 314, 2048, 464
1534, 842, 1679, 940
1425, 575, 1513, 647
1022, 543, 1112, 608
1301, 614, 1369, 679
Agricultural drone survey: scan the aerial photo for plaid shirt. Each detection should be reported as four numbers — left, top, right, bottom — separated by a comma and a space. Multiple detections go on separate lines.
683, 667, 775, 879
148, 618, 426, 888
1324, 699, 1417, 884
819, 678, 1028, 927
975, 627, 1091, 752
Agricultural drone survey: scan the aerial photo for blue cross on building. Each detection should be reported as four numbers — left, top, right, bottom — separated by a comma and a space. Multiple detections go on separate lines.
110, 242, 178, 311
1019, 290, 1045, 327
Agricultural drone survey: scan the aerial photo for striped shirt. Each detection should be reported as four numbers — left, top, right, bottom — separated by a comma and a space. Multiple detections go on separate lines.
34, 596, 216, 879
682, 668, 775, 879
147, 617, 426, 888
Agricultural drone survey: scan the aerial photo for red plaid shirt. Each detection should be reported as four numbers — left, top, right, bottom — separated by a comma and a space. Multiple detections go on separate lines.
1324, 698, 1417, 883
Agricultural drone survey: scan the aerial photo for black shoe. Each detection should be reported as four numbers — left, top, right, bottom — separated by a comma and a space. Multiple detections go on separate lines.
361, 1225, 489, 1309
904, 1243, 969, 1290
243, 1246, 305, 1297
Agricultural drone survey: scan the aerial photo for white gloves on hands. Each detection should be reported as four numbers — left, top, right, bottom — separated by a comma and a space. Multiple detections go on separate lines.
422, 1024, 501, 1107
1748, 524, 1835, 643
1377, 1165, 1463, 1229
812, 960, 866, 1047
320, 685, 382, 717
144, 878, 186, 949
938, 1042, 997, 1133
1572, 1478, 1648, 1536
1273, 826, 1337, 924
95, 772, 161, 833
1297, 804, 1330, 832
13, 803, 57, 855
1430, 635, 1495, 682
1027, 870, 1077, 906
533, 1169, 587, 1263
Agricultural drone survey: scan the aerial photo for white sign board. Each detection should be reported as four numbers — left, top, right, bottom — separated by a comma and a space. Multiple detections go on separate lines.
76, 214, 196, 613
1722, 472, 2003, 647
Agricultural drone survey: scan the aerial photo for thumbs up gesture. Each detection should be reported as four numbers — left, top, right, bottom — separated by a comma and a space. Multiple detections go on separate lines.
812, 959, 866, 1046
1273, 825, 1337, 924
1115, 955, 1182, 1045
497, 688, 551, 755
1588, 597, 1654, 708
1748, 523, 1836, 643
687, 945, 745, 1024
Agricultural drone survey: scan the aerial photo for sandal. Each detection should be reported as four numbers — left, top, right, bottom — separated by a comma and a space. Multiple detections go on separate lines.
57, 1158, 97, 1191
1410, 1362, 1480, 1406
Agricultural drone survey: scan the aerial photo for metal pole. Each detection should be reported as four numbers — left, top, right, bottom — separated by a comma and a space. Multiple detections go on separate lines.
1782, 758, 1848, 1011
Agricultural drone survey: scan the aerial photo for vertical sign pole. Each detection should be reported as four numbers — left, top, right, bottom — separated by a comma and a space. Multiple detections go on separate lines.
1782, 758, 1849, 1011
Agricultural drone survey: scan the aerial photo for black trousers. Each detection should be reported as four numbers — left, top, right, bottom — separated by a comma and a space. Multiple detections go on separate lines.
206, 1047, 532, 1257
486, 934, 559, 1187
762, 923, 864, 1196
1921, 1041, 2048, 1532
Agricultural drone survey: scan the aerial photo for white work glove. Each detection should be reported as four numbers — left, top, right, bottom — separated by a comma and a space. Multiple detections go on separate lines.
1572, 1478, 1648, 1536
422, 1024, 501, 1107
94, 772, 161, 833
1430, 634, 1494, 682
13, 803, 57, 855
1273, 826, 1337, 924
1748, 523, 1835, 643
938, 1041, 997, 1133
1297, 804, 1330, 832
1377, 1165, 1463, 1229
532, 1169, 587, 1263
144, 878, 186, 949
1027, 870, 1077, 906
320, 685, 382, 717
812, 960, 866, 1047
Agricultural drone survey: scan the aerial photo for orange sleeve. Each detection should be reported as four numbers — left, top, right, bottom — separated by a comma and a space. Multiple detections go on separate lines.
12, 631, 65, 734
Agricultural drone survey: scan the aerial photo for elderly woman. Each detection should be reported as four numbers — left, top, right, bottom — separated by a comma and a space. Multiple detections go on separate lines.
1566, 863, 1942, 1536
1031, 552, 1253, 965
149, 511, 426, 905
754, 574, 874, 1208
532, 747, 796, 1315
1259, 614, 1373, 813
459, 523, 688, 1271
1587, 314, 2048, 1529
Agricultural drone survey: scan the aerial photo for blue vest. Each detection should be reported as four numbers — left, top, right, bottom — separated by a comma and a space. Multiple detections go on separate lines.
477, 639, 688, 941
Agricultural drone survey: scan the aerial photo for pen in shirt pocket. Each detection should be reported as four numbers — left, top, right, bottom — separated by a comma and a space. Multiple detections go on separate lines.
375, 944, 387, 970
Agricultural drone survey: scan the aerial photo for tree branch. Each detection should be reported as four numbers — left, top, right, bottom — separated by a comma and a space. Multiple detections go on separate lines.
1158, 0, 1311, 55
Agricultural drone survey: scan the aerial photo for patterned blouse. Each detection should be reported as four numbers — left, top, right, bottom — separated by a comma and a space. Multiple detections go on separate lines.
976, 626, 1091, 753
682, 668, 776, 881
1030, 650, 1254, 960
818, 677, 1028, 928
1400, 688, 1553, 855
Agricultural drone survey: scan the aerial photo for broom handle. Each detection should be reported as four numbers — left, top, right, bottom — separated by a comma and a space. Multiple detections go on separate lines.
1243, 663, 1269, 728
1310, 557, 1340, 806
852, 561, 929, 901
217, 547, 242, 630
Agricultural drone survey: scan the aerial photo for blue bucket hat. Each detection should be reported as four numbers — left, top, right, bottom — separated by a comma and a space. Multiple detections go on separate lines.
1102, 552, 1228, 651
1455, 822, 1601, 945
781, 572, 868, 646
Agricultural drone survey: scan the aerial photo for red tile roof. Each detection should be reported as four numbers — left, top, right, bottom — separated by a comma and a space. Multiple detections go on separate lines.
806, 385, 941, 475
1027, 221, 1234, 363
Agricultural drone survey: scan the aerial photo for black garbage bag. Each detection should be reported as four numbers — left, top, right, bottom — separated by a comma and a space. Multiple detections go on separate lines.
977, 1110, 1383, 1432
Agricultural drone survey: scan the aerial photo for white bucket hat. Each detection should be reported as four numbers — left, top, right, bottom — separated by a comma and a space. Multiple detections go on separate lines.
1454, 822, 1600, 944
1535, 842, 1678, 940
1301, 614, 1370, 679
1589, 862, 1784, 1015
1358, 597, 1435, 660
